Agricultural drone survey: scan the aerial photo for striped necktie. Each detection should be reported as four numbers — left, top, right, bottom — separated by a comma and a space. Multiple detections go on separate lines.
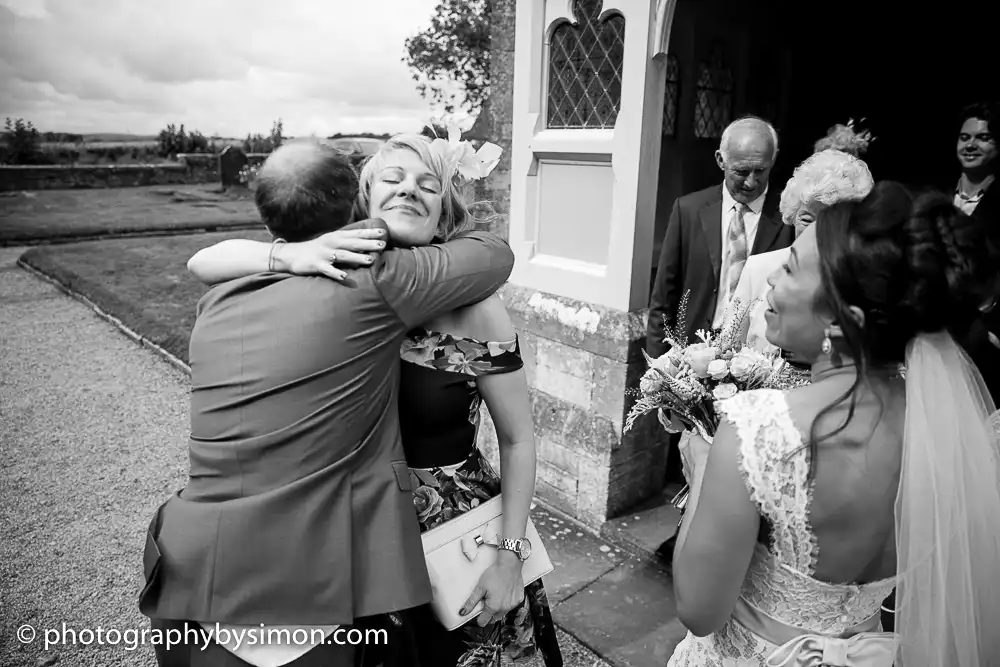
727, 203, 749, 296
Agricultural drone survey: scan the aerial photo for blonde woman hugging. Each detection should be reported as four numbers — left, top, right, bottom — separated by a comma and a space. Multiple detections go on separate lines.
186, 133, 563, 667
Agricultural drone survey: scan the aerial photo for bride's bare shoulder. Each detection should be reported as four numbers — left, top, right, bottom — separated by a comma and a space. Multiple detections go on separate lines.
781, 379, 855, 427
781, 378, 905, 447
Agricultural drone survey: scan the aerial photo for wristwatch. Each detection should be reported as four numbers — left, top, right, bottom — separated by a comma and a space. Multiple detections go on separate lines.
498, 537, 531, 561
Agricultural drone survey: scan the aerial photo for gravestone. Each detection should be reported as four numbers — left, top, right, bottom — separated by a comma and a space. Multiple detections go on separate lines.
219, 145, 249, 188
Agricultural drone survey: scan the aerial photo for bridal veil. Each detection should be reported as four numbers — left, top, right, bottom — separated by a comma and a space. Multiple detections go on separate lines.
895, 333, 1000, 666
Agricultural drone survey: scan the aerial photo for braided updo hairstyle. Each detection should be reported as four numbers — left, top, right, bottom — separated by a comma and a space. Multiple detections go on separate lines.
804, 181, 998, 471
817, 181, 995, 363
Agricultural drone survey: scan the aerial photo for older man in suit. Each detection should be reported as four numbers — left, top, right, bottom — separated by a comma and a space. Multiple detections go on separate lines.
647, 116, 793, 561
138, 142, 515, 666
647, 116, 793, 359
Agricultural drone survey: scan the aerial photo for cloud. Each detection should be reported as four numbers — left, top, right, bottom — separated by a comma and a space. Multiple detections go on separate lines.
0, 0, 453, 136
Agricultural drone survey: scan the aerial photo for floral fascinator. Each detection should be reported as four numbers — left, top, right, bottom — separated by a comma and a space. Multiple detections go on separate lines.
813, 118, 875, 157
427, 122, 503, 185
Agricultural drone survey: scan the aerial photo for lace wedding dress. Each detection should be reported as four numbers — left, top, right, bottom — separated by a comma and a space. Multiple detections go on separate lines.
667, 389, 897, 667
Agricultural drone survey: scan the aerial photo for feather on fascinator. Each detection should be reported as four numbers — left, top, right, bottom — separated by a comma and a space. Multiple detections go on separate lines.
813, 118, 875, 157
426, 122, 503, 185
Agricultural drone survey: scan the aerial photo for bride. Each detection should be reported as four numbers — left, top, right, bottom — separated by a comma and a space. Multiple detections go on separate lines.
667, 181, 1000, 666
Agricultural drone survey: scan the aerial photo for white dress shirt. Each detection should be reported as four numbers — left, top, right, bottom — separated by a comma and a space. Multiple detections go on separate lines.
954, 175, 994, 215
713, 185, 768, 328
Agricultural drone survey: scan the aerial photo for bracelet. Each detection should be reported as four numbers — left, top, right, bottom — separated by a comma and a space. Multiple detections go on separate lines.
268, 239, 286, 272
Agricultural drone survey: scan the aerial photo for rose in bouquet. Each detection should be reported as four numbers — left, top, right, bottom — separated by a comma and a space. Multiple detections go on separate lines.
625, 291, 810, 507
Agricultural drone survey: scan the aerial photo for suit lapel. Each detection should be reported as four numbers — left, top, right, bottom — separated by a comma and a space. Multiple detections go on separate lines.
699, 198, 723, 278
751, 209, 782, 255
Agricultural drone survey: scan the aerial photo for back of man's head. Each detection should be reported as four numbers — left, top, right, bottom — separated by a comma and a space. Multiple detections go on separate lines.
254, 141, 359, 242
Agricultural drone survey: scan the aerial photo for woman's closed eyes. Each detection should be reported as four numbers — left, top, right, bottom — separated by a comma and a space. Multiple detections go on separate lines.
379, 169, 441, 194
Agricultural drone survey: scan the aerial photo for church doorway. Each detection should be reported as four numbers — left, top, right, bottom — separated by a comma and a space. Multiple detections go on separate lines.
650, 0, 996, 280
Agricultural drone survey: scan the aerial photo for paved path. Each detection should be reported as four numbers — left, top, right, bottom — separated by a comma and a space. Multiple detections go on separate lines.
0, 248, 682, 667
1, 247, 188, 667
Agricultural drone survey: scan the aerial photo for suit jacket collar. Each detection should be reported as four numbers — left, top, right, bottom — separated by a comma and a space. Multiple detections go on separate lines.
698, 186, 725, 277
750, 188, 784, 255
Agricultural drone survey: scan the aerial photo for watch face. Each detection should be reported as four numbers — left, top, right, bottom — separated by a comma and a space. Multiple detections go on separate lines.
518, 538, 531, 560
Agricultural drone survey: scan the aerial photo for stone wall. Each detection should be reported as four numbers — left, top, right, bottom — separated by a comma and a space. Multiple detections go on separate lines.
0, 152, 268, 191
473, 0, 516, 241
0, 162, 206, 191
477, 285, 666, 529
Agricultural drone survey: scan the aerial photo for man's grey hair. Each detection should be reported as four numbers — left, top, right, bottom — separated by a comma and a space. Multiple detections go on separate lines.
254, 141, 359, 242
718, 116, 779, 164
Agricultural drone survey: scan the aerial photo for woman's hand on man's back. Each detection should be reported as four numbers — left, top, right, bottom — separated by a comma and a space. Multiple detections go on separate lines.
276, 224, 388, 281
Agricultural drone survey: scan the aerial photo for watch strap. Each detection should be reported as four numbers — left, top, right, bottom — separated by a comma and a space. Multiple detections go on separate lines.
498, 537, 526, 560
498, 537, 519, 551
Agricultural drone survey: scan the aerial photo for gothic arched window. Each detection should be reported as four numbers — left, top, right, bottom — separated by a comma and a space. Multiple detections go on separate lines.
547, 0, 626, 129
693, 44, 733, 139
662, 54, 680, 136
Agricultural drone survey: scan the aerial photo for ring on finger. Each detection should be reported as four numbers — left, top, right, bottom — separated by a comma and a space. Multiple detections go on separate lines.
329, 250, 338, 263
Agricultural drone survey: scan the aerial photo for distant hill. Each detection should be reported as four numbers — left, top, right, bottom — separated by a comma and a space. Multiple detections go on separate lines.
0, 131, 158, 143
78, 133, 159, 142
3, 131, 396, 142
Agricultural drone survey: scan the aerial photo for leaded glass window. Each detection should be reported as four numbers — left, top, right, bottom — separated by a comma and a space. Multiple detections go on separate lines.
693, 44, 733, 139
547, 0, 625, 129
662, 54, 679, 136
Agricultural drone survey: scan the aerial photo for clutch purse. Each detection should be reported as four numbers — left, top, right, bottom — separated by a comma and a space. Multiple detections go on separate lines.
421, 494, 553, 630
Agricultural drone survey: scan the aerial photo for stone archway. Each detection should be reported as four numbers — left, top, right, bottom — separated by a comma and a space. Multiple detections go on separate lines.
652, 0, 677, 60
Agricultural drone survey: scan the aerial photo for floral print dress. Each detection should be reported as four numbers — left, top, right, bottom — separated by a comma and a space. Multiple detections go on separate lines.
393, 328, 563, 667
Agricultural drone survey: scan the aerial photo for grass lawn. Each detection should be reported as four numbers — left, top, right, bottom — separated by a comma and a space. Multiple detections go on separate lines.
0, 185, 260, 245
19, 229, 271, 363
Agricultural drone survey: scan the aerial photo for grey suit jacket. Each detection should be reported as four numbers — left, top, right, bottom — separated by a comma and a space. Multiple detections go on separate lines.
647, 184, 793, 358
139, 230, 515, 625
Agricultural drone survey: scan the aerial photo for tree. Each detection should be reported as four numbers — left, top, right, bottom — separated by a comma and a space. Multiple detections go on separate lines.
403, 0, 491, 116
269, 118, 284, 150
2, 117, 42, 164
157, 123, 210, 156
240, 119, 284, 154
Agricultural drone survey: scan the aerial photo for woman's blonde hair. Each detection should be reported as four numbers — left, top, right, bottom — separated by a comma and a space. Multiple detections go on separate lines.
355, 133, 494, 242
778, 149, 874, 225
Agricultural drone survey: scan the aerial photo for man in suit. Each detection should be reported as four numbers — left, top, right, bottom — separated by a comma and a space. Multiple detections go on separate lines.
954, 102, 997, 224
648, 116, 793, 358
880, 106, 1000, 633
139, 142, 515, 666
646, 116, 794, 562
952, 102, 1000, 404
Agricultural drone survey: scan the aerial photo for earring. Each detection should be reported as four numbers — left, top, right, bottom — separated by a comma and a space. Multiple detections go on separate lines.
821, 333, 832, 355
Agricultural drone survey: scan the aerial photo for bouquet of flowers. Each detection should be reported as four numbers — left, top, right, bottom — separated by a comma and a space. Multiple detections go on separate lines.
625, 291, 810, 508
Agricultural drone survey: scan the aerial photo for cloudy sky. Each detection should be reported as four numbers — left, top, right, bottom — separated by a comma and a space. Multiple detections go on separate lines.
0, 0, 455, 137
